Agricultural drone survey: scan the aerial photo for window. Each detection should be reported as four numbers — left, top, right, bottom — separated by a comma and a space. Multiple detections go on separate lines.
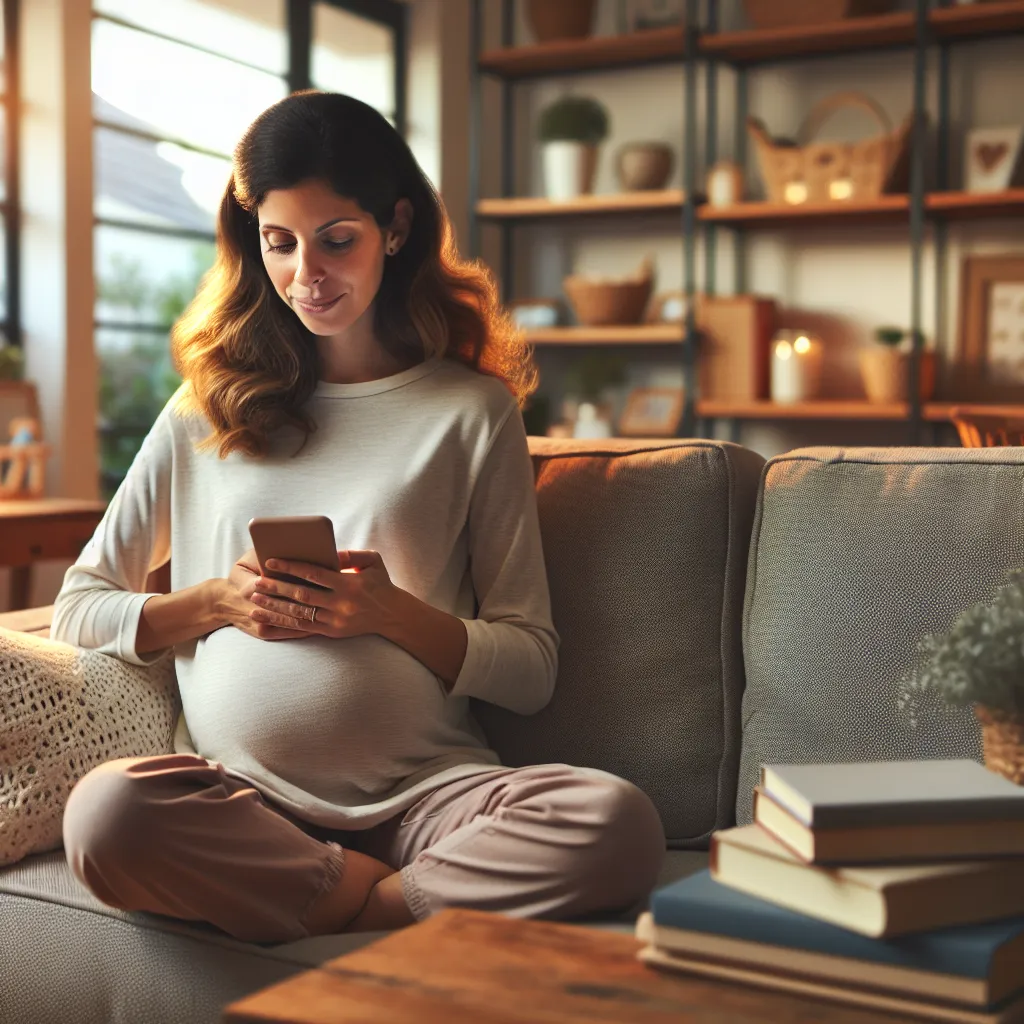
91, 0, 406, 497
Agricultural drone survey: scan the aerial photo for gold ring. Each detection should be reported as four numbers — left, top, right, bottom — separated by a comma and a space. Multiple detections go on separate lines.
310, 606, 318, 625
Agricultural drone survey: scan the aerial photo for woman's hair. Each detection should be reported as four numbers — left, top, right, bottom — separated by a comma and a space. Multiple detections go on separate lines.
170, 90, 539, 458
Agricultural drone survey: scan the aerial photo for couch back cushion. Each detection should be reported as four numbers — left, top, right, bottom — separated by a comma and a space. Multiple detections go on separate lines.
738, 446, 1024, 824
472, 438, 764, 849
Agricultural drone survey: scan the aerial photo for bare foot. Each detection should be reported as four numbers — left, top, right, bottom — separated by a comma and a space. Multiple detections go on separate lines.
342, 871, 417, 932
303, 848, 397, 937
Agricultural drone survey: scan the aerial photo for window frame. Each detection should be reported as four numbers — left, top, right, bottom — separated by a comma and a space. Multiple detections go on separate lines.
89, 0, 407, 491
2, 0, 21, 347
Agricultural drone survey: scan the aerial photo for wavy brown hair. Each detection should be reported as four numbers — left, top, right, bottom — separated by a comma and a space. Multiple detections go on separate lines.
170, 90, 539, 458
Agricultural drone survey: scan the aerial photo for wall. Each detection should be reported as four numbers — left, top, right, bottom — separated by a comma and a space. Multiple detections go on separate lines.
450, 0, 1024, 457
0, 0, 96, 612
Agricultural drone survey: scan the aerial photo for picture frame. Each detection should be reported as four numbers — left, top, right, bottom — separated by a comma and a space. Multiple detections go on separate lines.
619, 0, 684, 32
955, 254, 1024, 400
617, 386, 684, 437
964, 126, 1024, 194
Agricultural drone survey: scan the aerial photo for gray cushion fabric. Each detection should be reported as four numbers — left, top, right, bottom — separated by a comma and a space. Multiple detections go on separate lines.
474, 438, 765, 849
0, 848, 707, 1023
736, 446, 1024, 824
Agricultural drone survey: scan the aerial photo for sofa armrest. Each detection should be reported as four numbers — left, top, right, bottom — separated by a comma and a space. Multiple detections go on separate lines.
0, 604, 53, 637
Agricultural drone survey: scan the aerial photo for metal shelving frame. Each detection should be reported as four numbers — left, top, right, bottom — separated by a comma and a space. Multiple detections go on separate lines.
468, 0, 1020, 445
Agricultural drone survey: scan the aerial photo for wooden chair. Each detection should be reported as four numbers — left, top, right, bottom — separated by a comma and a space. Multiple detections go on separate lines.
949, 407, 1024, 448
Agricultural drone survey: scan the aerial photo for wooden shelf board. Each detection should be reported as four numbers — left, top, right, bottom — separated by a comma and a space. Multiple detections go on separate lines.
925, 402, 1024, 422
695, 400, 910, 420
699, 195, 910, 227
931, 1, 1024, 41
927, 188, 1024, 219
695, 401, 1024, 423
698, 11, 915, 65
477, 190, 685, 220
524, 325, 683, 345
478, 26, 684, 79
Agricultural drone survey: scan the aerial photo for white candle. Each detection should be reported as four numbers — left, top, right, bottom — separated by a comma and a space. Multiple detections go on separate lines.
771, 333, 823, 403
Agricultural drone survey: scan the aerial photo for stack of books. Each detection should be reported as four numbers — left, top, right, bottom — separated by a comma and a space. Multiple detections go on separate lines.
636, 759, 1024, 1022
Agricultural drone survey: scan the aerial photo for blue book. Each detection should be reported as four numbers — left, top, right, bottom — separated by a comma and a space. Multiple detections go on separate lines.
648, 870, 1024, 1008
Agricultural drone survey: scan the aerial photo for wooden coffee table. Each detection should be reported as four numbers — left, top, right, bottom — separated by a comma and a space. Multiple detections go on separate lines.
221, 909, 916, 1023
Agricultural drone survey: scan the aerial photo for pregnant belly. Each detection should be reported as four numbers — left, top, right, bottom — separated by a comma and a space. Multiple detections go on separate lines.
179, 627, 449, 788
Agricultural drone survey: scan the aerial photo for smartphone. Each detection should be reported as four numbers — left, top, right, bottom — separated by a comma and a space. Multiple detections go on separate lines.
247, 515, 340, 592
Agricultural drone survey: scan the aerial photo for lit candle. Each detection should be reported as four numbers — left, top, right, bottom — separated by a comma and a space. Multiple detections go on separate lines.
771, 332, 823, 403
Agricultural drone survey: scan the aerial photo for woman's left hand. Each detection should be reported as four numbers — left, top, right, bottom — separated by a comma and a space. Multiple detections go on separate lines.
249, 550, 397, 639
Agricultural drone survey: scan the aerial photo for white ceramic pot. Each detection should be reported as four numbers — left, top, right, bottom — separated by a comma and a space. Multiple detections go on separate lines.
543, 142, 598, 201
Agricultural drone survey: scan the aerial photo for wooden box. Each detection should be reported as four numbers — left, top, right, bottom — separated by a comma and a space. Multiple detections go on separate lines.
696, 294, 777, 401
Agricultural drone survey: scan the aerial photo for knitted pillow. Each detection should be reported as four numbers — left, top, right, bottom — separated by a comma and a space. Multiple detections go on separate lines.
0, 627, 179, 868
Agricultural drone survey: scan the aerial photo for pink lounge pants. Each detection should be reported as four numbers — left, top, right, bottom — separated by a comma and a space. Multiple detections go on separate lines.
62, 754, 666, 944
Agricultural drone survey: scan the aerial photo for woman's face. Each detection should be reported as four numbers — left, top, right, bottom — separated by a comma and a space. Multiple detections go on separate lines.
257, 178, 408, 335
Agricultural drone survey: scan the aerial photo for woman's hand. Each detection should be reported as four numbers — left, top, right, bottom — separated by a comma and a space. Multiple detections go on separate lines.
248, 550, 397, 640
221, 548, 310, 641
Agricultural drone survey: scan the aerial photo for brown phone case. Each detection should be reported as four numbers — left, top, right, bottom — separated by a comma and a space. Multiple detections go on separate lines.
247, 515, 339, 591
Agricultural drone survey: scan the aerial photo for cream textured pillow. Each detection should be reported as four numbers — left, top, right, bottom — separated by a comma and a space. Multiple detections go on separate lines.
0, 627, 179, 868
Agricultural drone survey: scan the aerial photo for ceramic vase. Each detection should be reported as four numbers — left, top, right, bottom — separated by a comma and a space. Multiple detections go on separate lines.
543, 142, 598, 200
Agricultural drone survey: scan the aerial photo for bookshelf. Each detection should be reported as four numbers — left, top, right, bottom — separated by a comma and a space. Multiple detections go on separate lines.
469, 2, 1024, 441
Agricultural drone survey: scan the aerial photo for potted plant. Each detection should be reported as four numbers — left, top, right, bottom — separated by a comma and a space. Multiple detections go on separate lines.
526, 0, 596, 42
859, 326, 936, 404
902, 573, 1024, 785
0, 338, 23, 381
537, 95, 609, 201
563, 351, 628, 438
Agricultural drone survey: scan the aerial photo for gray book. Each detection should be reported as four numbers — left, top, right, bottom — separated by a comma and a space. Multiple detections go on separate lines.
761, 759, 1024, 829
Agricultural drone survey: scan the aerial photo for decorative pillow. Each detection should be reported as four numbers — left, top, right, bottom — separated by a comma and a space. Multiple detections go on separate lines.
0, 627, 179, 868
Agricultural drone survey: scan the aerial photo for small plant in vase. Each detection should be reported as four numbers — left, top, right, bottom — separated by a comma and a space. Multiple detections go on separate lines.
902, 573, 1024, 785
537, 95, 609, 201
859, 326, 936, 404
563, 351, 628, 438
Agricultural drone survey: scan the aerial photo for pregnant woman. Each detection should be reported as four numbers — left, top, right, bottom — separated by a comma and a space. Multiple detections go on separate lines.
54, 91, 665, 944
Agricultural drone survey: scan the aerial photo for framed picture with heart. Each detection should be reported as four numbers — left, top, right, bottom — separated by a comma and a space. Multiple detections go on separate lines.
964, 126, 1023, 193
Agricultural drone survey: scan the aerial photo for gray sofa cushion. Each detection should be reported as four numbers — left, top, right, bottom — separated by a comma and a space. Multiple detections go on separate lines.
0, 848, 707, 1023
474, 438, 765, 849
736, 446, 1024, 824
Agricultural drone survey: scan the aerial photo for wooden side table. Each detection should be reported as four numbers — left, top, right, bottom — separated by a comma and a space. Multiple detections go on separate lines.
0, 498, 106, 611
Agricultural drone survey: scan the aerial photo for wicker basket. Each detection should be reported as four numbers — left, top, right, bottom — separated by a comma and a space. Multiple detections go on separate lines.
975, 704, 1024, 786
563, 258, 654, 326
743, 0, 896, 30
749, 92, 913, 205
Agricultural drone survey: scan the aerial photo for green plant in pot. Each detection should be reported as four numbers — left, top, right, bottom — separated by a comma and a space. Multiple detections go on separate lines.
537, 95, 609, 201
563, 351, 628, 437
859, 325, 936, 404
0, 338, 24, 380
901, 572, 1024, 785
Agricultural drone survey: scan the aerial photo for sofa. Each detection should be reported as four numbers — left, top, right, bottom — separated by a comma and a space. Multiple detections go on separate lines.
1, 437, 1013, 1024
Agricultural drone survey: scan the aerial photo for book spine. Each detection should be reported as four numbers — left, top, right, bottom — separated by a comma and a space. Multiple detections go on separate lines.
650, 878, 992, 979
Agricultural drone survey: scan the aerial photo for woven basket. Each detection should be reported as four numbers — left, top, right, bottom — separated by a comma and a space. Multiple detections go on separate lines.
975, 704, 1024, 786
743, 0, 895, 30
563, 258, 654, 326
749, 92, 913, 205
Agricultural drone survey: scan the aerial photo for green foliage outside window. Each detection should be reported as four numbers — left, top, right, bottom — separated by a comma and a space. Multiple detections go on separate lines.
97, 243, 214, 499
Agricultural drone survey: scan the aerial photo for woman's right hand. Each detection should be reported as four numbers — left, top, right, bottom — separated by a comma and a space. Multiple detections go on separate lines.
218, 548, 310, 641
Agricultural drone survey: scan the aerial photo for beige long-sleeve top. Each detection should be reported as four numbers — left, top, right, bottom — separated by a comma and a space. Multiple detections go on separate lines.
51, 355, 559, 829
